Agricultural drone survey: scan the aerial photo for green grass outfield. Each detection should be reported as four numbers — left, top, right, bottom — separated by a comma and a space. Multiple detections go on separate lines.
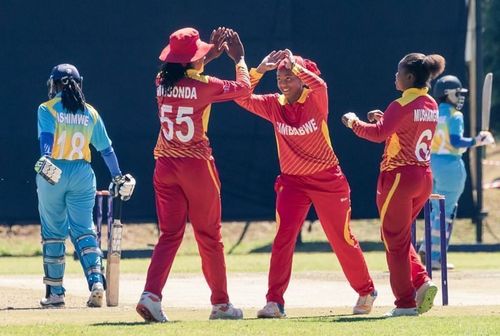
1, 306, 500, 336
0, 251, 499, 275
1, 252, 500, 335
1, 221, 500, 335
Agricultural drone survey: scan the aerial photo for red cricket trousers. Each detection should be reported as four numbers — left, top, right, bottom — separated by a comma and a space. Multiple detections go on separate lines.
376, 165, 432, 308
266, 165, 375, 306
144, 156, 229, 304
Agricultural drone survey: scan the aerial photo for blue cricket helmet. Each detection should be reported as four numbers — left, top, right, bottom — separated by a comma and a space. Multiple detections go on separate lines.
47, 63, 84, 99
49, 64, 82, 82
433, 75, 468, 110
433, 75, 467, 98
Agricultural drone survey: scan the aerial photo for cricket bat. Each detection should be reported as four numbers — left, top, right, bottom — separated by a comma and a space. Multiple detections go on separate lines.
482, 72, 493, 131
106, 197, 123, 307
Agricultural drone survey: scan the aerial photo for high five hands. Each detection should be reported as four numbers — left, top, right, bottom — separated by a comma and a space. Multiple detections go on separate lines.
224, 29, 245, 63
204, 27, 228, 64
256, 50, 287, 74
204, 27, 245, 64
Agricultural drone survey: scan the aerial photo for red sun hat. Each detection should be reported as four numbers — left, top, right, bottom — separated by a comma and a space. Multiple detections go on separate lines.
159, 28, 214, 63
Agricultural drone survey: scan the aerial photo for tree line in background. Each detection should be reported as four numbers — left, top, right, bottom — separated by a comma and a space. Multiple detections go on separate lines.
484, 0, 499, 133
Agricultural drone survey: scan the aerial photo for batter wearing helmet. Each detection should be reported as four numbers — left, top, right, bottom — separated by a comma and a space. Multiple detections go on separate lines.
418, 75, 495, 269
36, 64, 136, 308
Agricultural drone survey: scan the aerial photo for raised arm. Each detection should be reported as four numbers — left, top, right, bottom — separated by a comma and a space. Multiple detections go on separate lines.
234, 50, 286, 121
204, 27, 228, 65
342, 102, 404, 143
209, 61, 251, 102
209, 29, 251, 102
283, 49, 326, 92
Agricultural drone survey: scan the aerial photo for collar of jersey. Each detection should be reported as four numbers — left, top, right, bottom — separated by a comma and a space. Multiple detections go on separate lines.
439, 102, 454, 116
278, 88, 310, 106
402, 87, 428, 98
186, 69, 209, 83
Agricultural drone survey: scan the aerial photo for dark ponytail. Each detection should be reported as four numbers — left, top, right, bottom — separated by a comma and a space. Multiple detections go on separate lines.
159, 62, 190, 94
60, 78, 86, 113
400, 53, 446, 88
422, 54, 446, 81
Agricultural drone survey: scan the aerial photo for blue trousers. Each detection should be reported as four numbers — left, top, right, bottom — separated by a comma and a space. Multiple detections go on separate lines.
420, 155, 466, 262
36, 160, 104, 295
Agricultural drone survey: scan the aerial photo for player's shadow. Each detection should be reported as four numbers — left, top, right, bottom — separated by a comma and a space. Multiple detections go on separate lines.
91, 321, 180, 326
286, 313, 352, 320
91, 315, 389, 325
0, 307, 43, 311
290, 315, 389, 323
0, 306, 81, 311
244, 313, 384, 322
250, 241, 385, 253
335, 316, 389, 322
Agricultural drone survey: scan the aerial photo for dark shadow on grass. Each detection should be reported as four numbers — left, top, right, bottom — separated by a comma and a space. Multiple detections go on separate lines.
250, 241, 385, 253
335, 316, 389, 322
287, 315, 389, 323
286, 313, 353, 320
244, 313, 359, 321
0, 306, 85, 311
91, 321, 180, 326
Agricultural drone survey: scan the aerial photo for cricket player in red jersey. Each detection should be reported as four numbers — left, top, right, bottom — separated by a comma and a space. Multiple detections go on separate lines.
235, 49, 376, 318
135, 27, 250, 322
342, 53, 446, 317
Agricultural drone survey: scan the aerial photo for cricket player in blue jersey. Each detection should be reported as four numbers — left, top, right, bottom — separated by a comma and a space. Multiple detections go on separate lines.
418, 75, 495, 269
35, 64, 136, 308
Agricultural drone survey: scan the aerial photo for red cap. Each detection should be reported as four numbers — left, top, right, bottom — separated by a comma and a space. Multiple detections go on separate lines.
159, 28, 214, 63
278, 56, 321, 75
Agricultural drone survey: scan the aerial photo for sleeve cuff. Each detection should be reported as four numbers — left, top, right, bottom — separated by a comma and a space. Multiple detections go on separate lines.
249, 68, 264, 79
351, 120, 361, 132
236, 58, 248, 69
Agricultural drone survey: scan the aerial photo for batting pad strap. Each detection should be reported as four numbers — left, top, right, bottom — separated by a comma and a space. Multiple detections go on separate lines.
81, 247, 103, 257
43, 276, 63, 286
76, 234, 96, 243
42, 238, 65, 245
87, 266, 103, 276
43, 256, 65, 264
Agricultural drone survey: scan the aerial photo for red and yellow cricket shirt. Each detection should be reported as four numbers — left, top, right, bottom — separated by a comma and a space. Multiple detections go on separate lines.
235, 64, 338, 175
352, 88, 439, 171
154, 61, 250, 160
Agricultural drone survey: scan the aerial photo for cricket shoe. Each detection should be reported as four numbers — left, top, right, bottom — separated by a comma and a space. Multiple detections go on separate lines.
384, 307, 418, 317
40, 293, 65, 308
416, 280, 438, 314
256, 302, 286, 318
136, 291, 168, 323
87, 282, 104, 308
353, 290, 377, 315
209, 303, 243, 320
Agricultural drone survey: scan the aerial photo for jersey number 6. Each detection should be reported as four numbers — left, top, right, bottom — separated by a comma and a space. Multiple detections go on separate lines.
415, 129, 433, 162
160, 104, 195, 142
